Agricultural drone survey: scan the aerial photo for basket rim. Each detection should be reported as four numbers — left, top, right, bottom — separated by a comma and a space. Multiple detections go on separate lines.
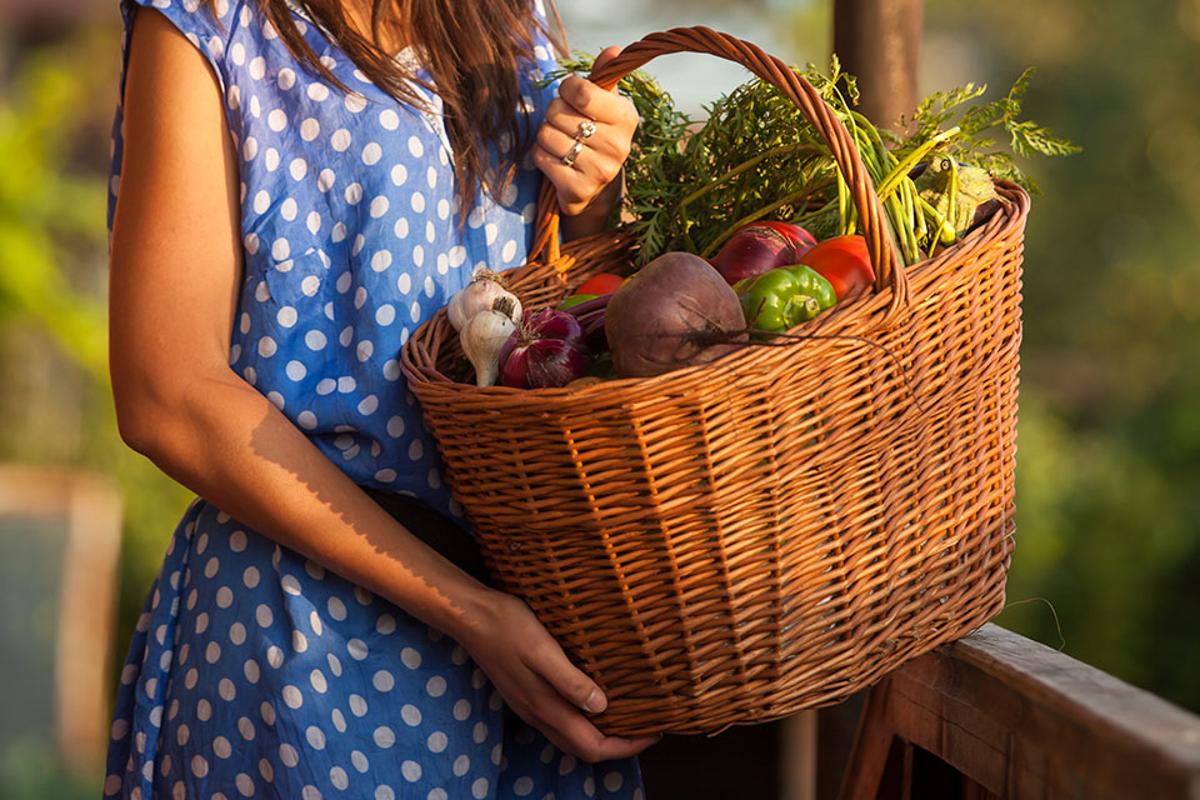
400, 182, 1030, 400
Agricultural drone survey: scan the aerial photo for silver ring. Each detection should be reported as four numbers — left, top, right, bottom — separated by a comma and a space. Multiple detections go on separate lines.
576, 120, 597, 140
561, 140, 584, 167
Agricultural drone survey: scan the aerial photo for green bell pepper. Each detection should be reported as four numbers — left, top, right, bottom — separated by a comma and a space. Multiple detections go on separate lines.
735, 265, 838, 334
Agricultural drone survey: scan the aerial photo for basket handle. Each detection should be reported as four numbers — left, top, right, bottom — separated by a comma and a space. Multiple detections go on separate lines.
529, 26, 910, 323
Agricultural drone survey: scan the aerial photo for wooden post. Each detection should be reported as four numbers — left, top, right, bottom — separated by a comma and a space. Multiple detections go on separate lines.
833, 0, 923, 128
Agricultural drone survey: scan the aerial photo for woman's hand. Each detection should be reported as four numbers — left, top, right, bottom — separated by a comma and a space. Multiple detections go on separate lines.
534, 46, 637, 233
456, 589, 659, 763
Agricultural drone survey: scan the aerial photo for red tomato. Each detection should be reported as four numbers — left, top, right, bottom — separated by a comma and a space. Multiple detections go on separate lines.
576, 273, 624, 296
799, 236, 876, 300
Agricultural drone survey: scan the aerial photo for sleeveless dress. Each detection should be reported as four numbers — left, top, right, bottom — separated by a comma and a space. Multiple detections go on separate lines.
102, 0, 645, 797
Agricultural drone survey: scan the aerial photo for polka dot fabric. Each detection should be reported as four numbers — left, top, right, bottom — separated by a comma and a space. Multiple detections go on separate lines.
103, 505, 644, 798
104, 0, 644, 797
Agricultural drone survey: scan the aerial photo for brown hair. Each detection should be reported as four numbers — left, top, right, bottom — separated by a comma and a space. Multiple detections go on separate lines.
210, 0, 565, 215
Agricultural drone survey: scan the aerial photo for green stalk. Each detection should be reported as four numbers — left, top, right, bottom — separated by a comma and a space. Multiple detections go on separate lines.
877, 128, 960, 202
677, 142, 822, 216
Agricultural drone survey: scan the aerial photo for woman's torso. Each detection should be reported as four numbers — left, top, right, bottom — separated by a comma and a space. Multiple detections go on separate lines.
107, 0, 560, 517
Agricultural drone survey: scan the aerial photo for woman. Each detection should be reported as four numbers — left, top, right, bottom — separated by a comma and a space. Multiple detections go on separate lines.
102, 0, 651, 794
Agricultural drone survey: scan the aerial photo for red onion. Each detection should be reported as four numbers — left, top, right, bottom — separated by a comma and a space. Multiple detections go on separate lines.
709, 221, 817, 284
562, 293, 611, 352
498, 309, 590, 389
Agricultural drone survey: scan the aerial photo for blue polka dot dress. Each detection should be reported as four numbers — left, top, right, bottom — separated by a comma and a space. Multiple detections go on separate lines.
102, 0, 645, 797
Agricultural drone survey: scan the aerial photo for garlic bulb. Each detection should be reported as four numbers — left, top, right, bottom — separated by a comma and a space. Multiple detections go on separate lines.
448, 270, 522, 331
460, 297, 518, 387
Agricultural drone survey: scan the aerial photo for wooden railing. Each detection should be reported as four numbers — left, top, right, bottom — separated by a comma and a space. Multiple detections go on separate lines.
831, 624, 1200, 799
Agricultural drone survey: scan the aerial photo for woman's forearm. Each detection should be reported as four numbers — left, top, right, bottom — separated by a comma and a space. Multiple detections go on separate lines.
119, 365, 493, 641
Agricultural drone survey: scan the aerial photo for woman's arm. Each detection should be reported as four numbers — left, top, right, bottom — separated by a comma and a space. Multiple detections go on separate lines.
112, 8, 655, 762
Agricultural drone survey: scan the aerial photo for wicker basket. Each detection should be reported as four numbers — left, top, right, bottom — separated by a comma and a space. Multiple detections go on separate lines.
401, 27, 1025, 736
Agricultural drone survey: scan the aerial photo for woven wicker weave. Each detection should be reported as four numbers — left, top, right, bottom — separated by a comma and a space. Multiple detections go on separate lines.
401, 27, 1026, 736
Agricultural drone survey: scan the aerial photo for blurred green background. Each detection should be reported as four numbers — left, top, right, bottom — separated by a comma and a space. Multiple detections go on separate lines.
0, 0, 1197, 794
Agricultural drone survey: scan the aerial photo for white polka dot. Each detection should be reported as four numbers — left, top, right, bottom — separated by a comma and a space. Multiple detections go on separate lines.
390, 163, 408, 187
242, 137, 259, 161
362, 142, 382, 165
374, 468, 397, 482
357, 394, 378, 414
368, 249, 393, 272
191, 755, 209, 778
472, 779, 489, 799
282, 685, 303, 709
206, 641, 222, 663
345, 92, 368, 112
297, 410, 318, 430
281, 574, 302, 595
229, 622, 247, 644
409, 301, 422, 324
271, 237, 290, 260
253, 190, 270, 214
559, 755, 576, 775
279, 197, 298, 221
472, 721, 488, 743
214, 736, 232, 758
423, 275, 436, 298
514, 777, 534, 796
486, 223, 499, 245
347, 639, 368, 660
301, 787, 321, 800
279, 743, 299, 768
411, 192, 426, 213
310, 669, 328, 693
453, 755, 470, 776
428, 791, 448, 800
400, 647, 421, 669
351, 750, 369, 773
276, 305, 298, 327
408, 438, 425, 460
583, 776, 595, 796
502, 239, 518, 263
369, 195, 389, 217
293, 630, 308, 653
281, 360, 305, 382
331, 128, 352, 151
373, 726, 396, 748
426, 222, 437, 244
277, 68, 296, 90
261, 700, 277, 725
306, 726, 326, 750
258, 337, 277, 358
299, 119, 320, 144
401, 704, 422, 726
330, 767, 349, 791
265, 147, 282, 171
344, 182, 363, 204
267, 109, 287, 131
402, 761, 422, 782
307, 83, 329, 102
372, 670, 395, 692
378, 109, 400, 130
244, 659, 261, 683
288, 158, 308, 181
382, 359, 401, 381
408, 136, 424, 157
375, 788, 395, 800
266, 645, 284, 669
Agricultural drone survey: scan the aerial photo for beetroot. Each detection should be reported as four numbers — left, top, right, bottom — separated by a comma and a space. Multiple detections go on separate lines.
605, 252, 747, 378
709, 221, 817, 284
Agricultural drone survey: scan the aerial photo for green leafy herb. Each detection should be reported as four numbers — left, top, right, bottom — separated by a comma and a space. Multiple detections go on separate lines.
545, 55, 1078, 265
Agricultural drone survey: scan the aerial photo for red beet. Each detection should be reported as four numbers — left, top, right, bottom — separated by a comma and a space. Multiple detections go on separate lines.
606, 252, 747, 378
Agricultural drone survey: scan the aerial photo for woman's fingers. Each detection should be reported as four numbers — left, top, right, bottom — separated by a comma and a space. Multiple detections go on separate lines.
521, 636, 607, 713
544, 98, 624, 160
558, 74, 635, 130
535, 122, 620, 185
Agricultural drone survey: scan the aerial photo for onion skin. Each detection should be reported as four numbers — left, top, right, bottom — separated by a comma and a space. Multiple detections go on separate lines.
606, 252, 747, 378
709, 221, 817, 285
498, 309, 591, 389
